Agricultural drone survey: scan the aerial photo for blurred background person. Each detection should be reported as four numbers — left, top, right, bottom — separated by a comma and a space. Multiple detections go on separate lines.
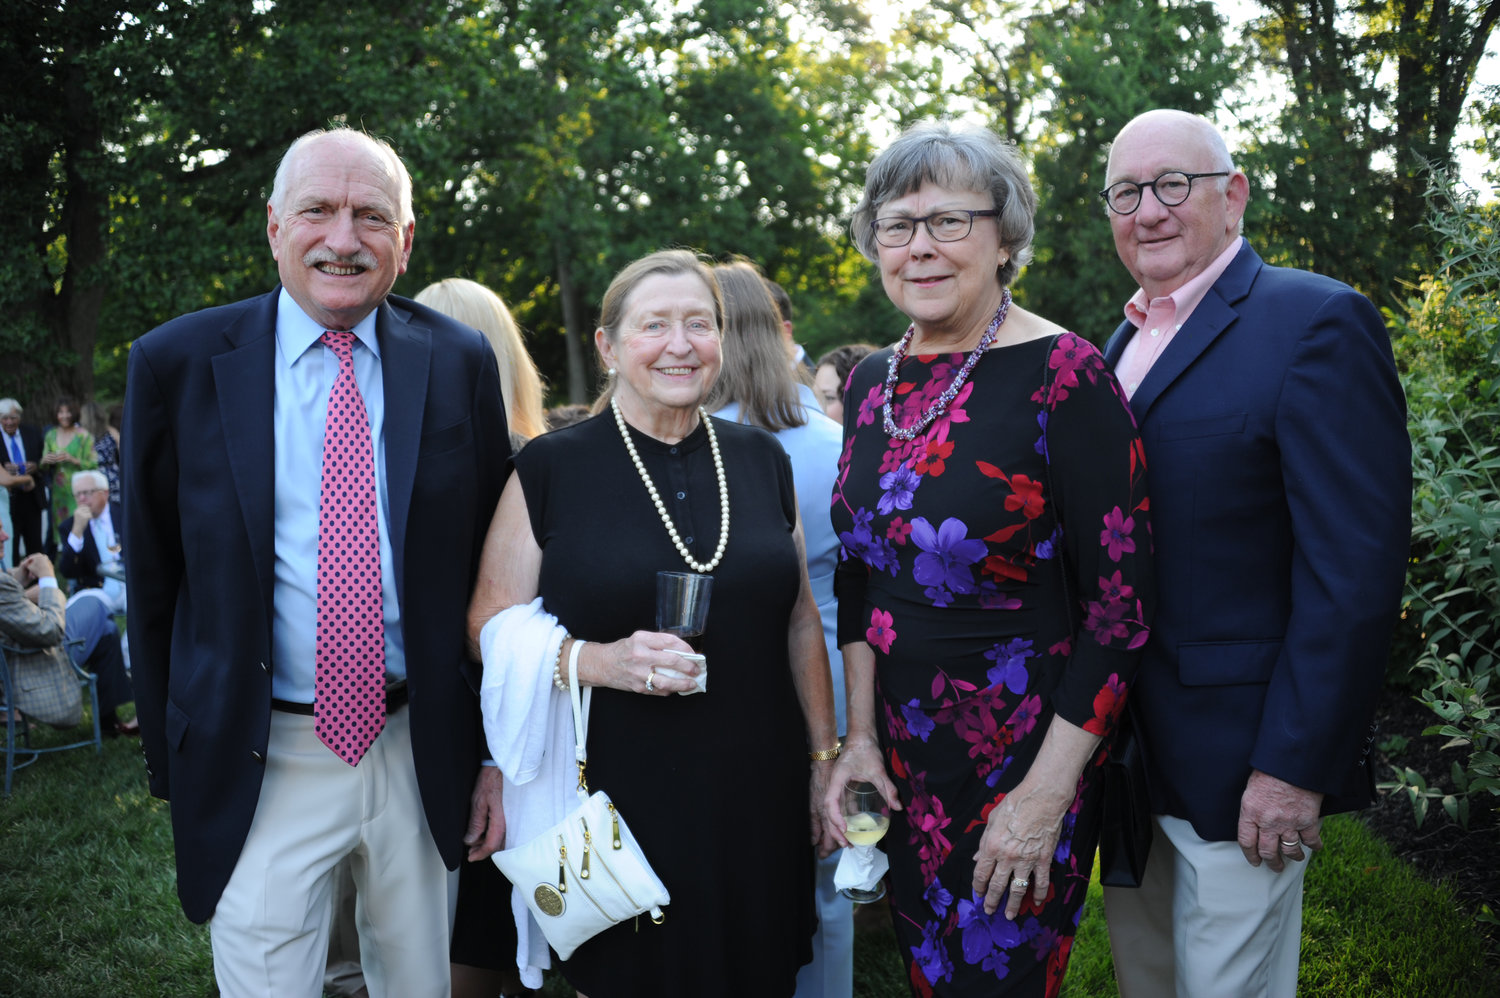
812, 344, 877, 424
41, 397, 96, 553
58, 470, 124, 608
79, 401, 123, 503
2, 399, 46, 565
543, 403, 590, 431
416, 277, 548, 446
469, 249, 846, 996
708, 259, 853, 998
824, 119, 1153, 996
416, 275, 549, 998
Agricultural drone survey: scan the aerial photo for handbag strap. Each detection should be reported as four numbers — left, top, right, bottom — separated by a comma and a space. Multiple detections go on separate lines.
567, 638, 593, 801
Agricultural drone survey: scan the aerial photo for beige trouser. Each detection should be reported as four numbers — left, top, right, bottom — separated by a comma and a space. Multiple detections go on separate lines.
210, 709, 451, 998
1104, 814, 1308, 998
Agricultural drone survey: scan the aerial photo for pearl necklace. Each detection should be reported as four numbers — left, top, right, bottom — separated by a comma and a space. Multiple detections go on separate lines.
882, 289, 1012, 441
611, 397, 730, 573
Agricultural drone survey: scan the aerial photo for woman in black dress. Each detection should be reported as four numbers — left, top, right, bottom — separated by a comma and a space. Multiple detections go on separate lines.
821, 121, 1154, 997
468, 249, 843, 997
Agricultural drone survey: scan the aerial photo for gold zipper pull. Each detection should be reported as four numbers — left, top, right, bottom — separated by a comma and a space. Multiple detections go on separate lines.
557, 835, 568, 893
580, 818, 593, 879
608, 802, 623, 849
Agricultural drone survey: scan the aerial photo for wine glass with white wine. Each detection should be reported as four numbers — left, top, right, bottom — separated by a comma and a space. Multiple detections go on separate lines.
838, 779, 890, 902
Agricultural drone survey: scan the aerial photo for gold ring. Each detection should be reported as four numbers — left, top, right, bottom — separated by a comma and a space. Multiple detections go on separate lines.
646, 669, 656, 693
1011, 878, 1029, 889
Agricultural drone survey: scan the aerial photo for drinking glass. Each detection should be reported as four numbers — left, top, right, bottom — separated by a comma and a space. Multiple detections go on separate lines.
655, 571, 712, 651
839, 780, 890, 902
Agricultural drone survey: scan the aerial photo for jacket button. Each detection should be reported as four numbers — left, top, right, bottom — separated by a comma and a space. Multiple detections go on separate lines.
251, 750, 265, 764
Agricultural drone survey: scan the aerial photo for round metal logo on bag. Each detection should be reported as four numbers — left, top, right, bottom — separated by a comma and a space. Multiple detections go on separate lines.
534, 883, 565, 917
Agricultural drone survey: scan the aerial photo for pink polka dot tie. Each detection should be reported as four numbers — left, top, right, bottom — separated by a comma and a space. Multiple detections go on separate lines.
315, 331, 386, 766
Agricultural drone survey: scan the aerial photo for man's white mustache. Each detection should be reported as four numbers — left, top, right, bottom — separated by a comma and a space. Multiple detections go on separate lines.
303, 249, 378, 270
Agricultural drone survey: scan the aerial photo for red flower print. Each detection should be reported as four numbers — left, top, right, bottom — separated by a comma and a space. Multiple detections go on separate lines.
1085, 674, 1127, 735
1003, 473, 1045, 519
867, 607, 897, 653
888, 517, 913, 545
914, 437, 955, 477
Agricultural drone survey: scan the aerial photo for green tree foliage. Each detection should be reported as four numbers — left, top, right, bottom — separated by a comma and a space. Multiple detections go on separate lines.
1238, 0, 1500, 304
1384, 172, 1500, 829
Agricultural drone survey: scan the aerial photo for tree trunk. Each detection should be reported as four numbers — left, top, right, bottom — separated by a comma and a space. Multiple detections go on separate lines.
554, 238, 590, 404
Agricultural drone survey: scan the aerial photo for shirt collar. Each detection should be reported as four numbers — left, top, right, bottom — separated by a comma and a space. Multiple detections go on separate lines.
1123, 236, 1244, 329
275, 288, 382, 364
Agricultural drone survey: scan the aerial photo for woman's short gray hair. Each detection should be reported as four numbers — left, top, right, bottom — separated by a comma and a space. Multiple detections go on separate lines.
851, 120, 1036, 288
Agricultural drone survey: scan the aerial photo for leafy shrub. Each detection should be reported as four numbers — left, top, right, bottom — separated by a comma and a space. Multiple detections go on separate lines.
1382, 172, 1500, 828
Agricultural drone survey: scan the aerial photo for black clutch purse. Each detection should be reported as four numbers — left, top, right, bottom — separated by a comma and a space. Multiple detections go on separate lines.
1098, 713, 1153, 888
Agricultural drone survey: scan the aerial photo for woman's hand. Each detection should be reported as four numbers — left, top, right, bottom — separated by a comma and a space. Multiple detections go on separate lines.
581, 631, 702, 696
972, 777, 1073, 919
820, 732, 900, 848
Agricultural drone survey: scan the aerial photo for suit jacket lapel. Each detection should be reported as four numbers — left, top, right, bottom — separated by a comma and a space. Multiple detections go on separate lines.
378, 299, 431, 611
212, 294, 278, 606
1127, 242, 1262, 421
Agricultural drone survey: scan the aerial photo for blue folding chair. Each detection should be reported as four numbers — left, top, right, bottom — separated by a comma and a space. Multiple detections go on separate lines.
0, 639, 102, 797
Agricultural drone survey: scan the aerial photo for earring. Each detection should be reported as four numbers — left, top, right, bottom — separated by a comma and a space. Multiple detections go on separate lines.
607, 367, 617, 377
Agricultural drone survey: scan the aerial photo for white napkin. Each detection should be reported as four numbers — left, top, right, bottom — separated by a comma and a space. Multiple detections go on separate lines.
656, 651, 708, 695
833, 844, 889, 893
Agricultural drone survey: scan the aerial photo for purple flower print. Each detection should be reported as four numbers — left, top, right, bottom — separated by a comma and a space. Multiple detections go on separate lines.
1084, 598, 1130, 643
911, 517, 987, 596
912, 920, 955, 984
1098, 569, 1134, 604
878, 464, 922, 515
839, 507, 900, 576
957, 892, 1024, 972
1099, 506, 1137, 561
902, 698, 935, 742
984, 637, 1034, 694
1033, 410, 1048, 459
925, 876, 954, 918
1034, 525, 1062, 561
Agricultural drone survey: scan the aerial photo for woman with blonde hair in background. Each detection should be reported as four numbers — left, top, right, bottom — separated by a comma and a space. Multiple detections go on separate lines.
416, 277, 549, 443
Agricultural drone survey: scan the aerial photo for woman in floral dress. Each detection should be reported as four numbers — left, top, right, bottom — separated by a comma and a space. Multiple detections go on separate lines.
822, 121, 1154, 997
41, 397, 97, 547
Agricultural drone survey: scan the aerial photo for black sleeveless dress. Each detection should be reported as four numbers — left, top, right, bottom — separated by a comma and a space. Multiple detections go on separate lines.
514, 412, 817, 997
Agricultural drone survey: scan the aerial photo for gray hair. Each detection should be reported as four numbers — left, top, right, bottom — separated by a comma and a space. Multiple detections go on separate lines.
269, 128, 414, 228
0, 398, 20, 418
71, 469, 108, 494
851, 120, 1036, 288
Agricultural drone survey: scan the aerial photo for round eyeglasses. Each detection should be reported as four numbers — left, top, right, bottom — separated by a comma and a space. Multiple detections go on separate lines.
1098, 171, 1229, 215
870, 208, 1000, 248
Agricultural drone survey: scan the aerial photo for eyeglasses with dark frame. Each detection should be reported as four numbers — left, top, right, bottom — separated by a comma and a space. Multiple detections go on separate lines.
870, 208, 1001, 248
1098, 171, 1230, 216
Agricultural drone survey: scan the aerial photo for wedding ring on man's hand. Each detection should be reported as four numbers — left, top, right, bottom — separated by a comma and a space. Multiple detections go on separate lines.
1280, 838, 1300, 849
646, 669, 656, 693
1011, 878, 1029, 889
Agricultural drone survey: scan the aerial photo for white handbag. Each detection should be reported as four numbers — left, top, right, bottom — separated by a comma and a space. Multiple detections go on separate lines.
490, 640, 670, 959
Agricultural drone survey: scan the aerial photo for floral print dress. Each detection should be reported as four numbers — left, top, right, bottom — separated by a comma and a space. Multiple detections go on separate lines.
831, 332, 1153, 997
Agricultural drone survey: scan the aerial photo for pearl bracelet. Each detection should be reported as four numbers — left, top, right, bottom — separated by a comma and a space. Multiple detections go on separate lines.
552, 634, 572, 691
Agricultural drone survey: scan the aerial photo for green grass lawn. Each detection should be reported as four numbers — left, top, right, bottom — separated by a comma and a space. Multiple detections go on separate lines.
3, 724, 1495, 997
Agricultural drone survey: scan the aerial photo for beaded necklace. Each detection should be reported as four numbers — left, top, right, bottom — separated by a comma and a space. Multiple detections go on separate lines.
882, 289, 1012, 441
611, 397, 730, 573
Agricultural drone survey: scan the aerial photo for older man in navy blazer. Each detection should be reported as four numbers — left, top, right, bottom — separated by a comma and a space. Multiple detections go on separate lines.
1097, 110, 1410, 998
125, 127, 509, 997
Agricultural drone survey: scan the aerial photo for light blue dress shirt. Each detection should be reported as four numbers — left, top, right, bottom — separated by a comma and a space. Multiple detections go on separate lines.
712, 400, 847, 733
271, 289, 405, 703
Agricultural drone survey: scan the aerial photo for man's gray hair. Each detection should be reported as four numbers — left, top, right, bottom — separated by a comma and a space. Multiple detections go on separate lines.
71, 469, 108, 494
0, 398, 22, 417
268, 127, 414, 228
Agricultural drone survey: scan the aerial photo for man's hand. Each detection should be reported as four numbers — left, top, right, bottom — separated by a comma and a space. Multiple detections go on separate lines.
463, 765, 506, 862
1237, 769, 1324, 872
71, 504, 92, 535
20, 553, 55, 580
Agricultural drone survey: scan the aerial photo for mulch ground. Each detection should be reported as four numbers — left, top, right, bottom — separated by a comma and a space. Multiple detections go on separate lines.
1363, 686, 1500, 924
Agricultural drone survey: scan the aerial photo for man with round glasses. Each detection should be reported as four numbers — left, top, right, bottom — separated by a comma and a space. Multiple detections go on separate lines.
1098, 109, 1410, 997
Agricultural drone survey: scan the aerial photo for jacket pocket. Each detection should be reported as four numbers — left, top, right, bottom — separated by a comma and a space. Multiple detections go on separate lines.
1177, 639, 1280, 686
1159, 412, 1246, 440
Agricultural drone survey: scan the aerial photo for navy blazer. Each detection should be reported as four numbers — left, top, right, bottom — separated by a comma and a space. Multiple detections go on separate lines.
1103, 242, 1410, 843
124, 289, 510, 923
58, 501, 125, 590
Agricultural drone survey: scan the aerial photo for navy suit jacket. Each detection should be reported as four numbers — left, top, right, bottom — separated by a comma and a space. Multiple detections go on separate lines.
123, 289, 509, 922
1103, 242, 1410, 842
58, 501, 124, 590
